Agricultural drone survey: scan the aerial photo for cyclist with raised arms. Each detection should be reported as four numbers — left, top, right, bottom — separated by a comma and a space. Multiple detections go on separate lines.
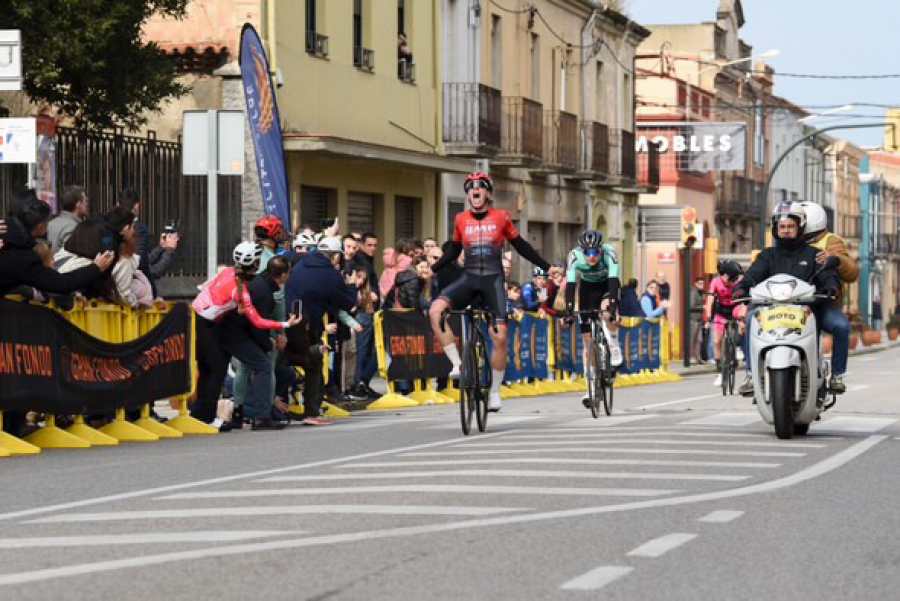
429, 172, 550, 412
564, 230, 623, 408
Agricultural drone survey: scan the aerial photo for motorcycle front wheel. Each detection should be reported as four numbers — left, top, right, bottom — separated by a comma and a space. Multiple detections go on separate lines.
770, 368, 796, 440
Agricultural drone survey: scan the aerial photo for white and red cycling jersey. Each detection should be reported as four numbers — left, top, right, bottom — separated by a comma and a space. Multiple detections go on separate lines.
192, 267, 284, 330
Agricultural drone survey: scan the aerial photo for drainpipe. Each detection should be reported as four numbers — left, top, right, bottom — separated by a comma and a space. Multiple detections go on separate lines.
265, 0, 278, 73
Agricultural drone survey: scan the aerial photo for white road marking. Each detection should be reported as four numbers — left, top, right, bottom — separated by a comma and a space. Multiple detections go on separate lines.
258, 469, 749, 482
847, 384, 872, 391
505, 429, 778, 439
332, 418, 431, 431
0, 431, 509, 523
813, 416, 896, 433
26, 505, 526, 524
627, 533, 697, 558
384, 456, 782, 468
559, 566, 634, 591
454, 439, 824, 449
681, 413, 762, 427
559, 414, 661, 426
0, 435, 884, 587
427, 415, 543, 429
634, 394, 721, 410
430, 445, 806, 457
157, 485, 681, 500
0, 531, 304, 548
698, 510, 745, 523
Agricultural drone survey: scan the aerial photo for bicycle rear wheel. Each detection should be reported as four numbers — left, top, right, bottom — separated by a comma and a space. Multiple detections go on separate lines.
474, 332, 490, 432
721, 338, 732, 397
459, 338, 476, 435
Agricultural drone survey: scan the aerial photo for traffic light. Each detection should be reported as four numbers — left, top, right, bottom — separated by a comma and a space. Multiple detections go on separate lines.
681, 206, 698, 248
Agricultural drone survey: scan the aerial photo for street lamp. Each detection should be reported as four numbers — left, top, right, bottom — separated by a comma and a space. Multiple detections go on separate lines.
798, 104, 854, 124
698, 48, 780, 74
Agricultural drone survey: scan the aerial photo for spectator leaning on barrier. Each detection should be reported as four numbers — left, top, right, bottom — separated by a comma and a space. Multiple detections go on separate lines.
285, 236, 357, 425
619, 278, 644, 318
434, 240, 462, 294
641, 280, 670, 318
112, 235, 154, 308
348, 232, 380, 401
0, 190, 114, 298
47, 185, 88, 253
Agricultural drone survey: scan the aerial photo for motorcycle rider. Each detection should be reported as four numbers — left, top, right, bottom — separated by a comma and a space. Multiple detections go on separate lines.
796, 201, 856, 394
733, 202, 841, 396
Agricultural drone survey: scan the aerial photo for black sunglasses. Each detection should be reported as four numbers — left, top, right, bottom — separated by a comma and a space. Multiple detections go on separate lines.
464, 180, 492, 193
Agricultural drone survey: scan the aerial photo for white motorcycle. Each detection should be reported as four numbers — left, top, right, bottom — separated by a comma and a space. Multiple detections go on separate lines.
744, 274, 837, 439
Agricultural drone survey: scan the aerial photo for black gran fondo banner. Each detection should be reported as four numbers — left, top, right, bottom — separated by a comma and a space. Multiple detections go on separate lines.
0, 300, 191, 414
382, 310, 452, 381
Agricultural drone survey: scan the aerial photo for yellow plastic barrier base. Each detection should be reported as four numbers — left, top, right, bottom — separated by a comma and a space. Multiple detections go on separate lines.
438, 387, 460, 402
167, 413, 219, 435
134, 417, 183, 438
499, 385, 517, 399
25, 416, 91, 449
409, 390, 453, 405
0, 446, 9, 457
288, 402, 351, 419
366, 392, 419, 411
0, 431, 41, 455
66, 416, 118, 446
100, 420, 159, 442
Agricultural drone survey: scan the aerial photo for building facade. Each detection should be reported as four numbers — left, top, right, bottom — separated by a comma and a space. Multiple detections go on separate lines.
441, 0, 650, 280
830, 140, 865, 314
865, 151, 900, 324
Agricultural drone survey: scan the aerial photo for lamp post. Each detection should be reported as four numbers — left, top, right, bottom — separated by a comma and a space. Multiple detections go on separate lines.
698, 48, 780, 77
758, 122, 896, 249
798, 104, 854, 124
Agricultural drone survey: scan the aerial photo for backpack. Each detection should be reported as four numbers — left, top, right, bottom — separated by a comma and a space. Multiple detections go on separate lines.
389, 269, 422, 309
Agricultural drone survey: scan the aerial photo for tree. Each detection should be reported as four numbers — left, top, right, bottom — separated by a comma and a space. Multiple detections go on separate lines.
2, 0, 190, 130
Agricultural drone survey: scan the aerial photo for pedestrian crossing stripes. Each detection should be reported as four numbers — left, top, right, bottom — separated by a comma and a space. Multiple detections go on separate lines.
389, 456, 781, 468
256, 469, 749, 482
682, 413, 762, 427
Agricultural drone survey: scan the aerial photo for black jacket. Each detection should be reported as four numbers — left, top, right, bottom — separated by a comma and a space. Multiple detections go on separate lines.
737, 240, 840, 300
285, 251, 357, 340
225, 274, 279, 353
0, 217, 102, 297
435, 261, 463, 294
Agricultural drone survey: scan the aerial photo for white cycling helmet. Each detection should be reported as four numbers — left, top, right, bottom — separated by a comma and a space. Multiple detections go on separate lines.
797, 201, 827, 239
293, 231, 319, 249
317, 236, 343, 254
233, 241, 263, 268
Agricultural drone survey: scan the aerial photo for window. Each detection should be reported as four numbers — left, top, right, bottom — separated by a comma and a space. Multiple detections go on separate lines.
754, 101, 765, 166
398, 0, 406, 35
490, 15, 502, 90
348, 192, 379, 235
395, 196, 421, 241
622, 72, 632, 129
530, 33, 540, 100
595, 61, 604, 122
353, 0, 373, 70
561, 48, 572, 111
677, 82, 687, 110
397, 0, 414, 81
301, 186, 334, 228
305, 0, 328, 57
702, 95, 711, 118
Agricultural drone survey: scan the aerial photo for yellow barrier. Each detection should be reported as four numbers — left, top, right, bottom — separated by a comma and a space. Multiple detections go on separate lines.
0, 298, 210, 456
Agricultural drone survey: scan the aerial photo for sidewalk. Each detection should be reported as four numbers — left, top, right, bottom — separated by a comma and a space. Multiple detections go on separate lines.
669, 333, 900, 378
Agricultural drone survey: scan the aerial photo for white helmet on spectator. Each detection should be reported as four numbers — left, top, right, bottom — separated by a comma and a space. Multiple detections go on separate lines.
317, 236, 343, 254
233, 241, 263, 268
293, 231, 319, 249
797, 201, 828, 240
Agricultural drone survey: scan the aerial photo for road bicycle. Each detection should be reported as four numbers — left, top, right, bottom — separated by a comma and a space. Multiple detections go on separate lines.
577, 309, 616, 418
442, 307, 495, 435
720, 317, 741, 396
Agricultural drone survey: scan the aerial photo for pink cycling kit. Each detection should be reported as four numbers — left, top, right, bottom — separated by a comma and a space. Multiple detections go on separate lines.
192, 267, 285, 330
708, 276, 740, 336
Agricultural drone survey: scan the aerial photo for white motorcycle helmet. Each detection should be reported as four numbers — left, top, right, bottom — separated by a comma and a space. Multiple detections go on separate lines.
797, 201, 828, 241
293, 231, 319, 250
317, 236, 343, 254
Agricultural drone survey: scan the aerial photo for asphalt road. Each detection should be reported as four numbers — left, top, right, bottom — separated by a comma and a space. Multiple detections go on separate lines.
0, 346, 898, 600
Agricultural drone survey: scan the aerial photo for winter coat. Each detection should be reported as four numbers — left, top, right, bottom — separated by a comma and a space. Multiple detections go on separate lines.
285, 251, 357, 340
0, 217, 101, 297
737, 240, 840, 300
47, 211, 82, 253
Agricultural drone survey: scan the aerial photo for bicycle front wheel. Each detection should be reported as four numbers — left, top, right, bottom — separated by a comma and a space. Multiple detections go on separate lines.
459, 339, 476, 435
590, 343, 604, 419
474, 332, 490, 433
599, 341, 614, 416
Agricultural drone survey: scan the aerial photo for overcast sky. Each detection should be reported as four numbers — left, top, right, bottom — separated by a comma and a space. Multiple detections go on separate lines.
626, 0, 900, 148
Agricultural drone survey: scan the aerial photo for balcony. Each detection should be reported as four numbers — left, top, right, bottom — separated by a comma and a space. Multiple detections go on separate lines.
494, 97, 543, 167
353, 46, 374, 72
718, 176, 764, 218
875, 233, 899, 255
839, 214, 861, 239
532, 110, 578, 174
621, 130, 636, 182
571, 121, 609, 180
306, 32, 329, 58
442, 83, 502, 157
398, 58, 415, 83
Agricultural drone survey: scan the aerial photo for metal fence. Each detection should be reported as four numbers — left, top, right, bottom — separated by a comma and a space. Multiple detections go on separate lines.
1, 127, 242, 280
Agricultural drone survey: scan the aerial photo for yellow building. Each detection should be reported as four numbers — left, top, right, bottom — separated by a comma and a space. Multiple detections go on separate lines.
440, 0, 650, 279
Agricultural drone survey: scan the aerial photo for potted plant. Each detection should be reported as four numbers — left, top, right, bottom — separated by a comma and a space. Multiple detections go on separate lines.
888, 316, 900, 342
862, 328, 882, 346
848, 311, 864, 350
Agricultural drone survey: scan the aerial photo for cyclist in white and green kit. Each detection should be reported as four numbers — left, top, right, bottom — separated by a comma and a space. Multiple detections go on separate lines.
565, 230, 623, 408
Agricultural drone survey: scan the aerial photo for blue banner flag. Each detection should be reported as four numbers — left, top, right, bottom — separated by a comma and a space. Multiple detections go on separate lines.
239, 24, 292, 231
531, 314, 549, 380
518, 314, 534, 380
504, 319, 521, 383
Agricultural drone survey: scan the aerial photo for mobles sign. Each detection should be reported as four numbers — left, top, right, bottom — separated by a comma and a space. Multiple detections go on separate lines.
637, 122, 747, 172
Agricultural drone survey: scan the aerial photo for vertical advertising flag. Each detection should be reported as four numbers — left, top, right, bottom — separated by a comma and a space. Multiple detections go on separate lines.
239, 24, 292, 231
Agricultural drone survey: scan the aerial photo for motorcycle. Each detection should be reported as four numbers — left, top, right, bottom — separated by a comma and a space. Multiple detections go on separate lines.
744, 273, 837, 439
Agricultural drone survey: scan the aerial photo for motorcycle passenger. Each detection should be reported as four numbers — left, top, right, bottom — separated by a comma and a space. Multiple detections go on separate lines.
797, 201, 856, 394
733, 202, 841, 396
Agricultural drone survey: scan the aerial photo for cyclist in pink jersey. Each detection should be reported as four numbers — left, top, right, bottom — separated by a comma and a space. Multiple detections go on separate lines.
703, 260, 743, 387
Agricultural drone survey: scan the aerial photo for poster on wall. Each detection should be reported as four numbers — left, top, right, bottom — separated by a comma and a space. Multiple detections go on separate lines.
637, 122, 747, 172
36, 135, 56, 213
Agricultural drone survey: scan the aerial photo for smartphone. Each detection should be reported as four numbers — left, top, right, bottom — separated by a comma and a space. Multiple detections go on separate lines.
164, 220, 178, 235
292, 299, 302, 317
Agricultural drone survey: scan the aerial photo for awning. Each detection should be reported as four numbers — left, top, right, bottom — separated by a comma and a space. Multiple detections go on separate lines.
283, 134, 473, 173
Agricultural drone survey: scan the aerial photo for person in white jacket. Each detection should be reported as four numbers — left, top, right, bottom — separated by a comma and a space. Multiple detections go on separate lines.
112, 236, 154, 308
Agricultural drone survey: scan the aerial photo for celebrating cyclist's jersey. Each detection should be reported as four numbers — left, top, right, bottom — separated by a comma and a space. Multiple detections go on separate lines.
451, 207, 520, 277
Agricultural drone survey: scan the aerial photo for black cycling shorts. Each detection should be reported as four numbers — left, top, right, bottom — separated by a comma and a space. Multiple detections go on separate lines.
440, 273, 507, 324
577, 280, 610, 333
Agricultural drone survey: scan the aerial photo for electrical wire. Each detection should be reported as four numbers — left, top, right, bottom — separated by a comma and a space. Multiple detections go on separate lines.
487, 0, 533, 15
